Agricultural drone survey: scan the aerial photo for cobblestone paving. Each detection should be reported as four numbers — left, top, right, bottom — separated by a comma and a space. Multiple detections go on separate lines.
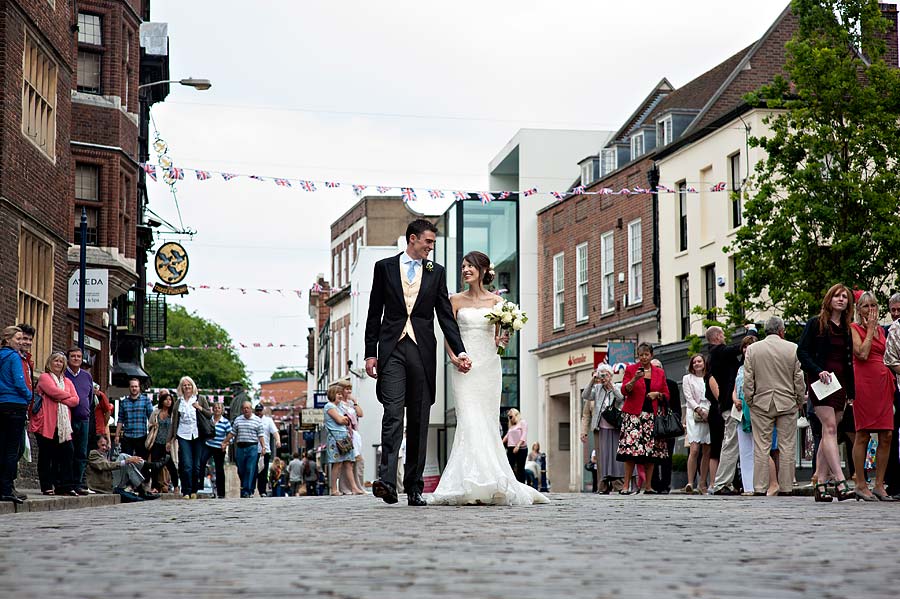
2, 493, 898, 598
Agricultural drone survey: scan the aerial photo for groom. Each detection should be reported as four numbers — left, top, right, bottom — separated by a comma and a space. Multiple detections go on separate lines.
364, 219, 470, 506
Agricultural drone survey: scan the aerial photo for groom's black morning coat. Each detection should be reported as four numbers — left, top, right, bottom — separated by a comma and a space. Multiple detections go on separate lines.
364, 253, 466, 403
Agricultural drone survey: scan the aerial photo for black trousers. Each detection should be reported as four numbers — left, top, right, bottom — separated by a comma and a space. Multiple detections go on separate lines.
885, 394, 900, 495
36, 433, 75, 493
651, 438, 676, 493
201, 445, 227, 498
0, 404, 26, 497
376, 336, 430, 495
120, 436, 149, 460
506, 446, 527, 483
258, 452, 271, 496
149, 443, 178, 491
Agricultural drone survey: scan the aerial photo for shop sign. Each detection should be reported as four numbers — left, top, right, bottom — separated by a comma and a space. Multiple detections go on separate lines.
67, 269, 108, 309
153, 241, 190, 295
607, 341, 636, 367
301, 408, 324, 425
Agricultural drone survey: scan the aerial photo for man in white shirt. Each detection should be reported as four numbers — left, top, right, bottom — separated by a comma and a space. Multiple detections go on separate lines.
255, 405, 280, 497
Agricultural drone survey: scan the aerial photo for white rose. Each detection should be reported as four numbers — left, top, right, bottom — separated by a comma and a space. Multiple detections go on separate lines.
512, 319, 524, 330
513, 309, 523, 319
501, 312, 513, 324
491, 302, 504, 316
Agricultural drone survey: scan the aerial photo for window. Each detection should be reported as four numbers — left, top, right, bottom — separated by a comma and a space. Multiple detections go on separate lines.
75, 164, 99, 200
576, 243, 588, 322
553, 253, 565, 329
22, 33, 58, 159
601, 232, 615, 313
601, 148, 617, 176
704, 264, 717, 320
678, 275, 690, 339
731, 257, 745, 321
630, 132, 644, 161
73, 207, 99, 246
627, 220, 642, 304
17, 229, 54, 370
78, 13, 102, 45
657, 116, 673, 147
729, 152, 742, 228
77, 52, 101, 93
349, 238, 356, 266
581, 161, 594, 187
333, 252, 340, 287
341, 247, 348, 284
678, 181, 688, 252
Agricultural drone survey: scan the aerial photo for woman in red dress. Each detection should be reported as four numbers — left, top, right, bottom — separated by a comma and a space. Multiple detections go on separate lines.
850, 291, 896, 501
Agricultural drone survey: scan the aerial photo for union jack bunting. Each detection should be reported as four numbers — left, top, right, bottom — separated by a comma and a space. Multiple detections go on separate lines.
221, 173, 238, 181
326, 182, 340, 188
710, 181, 727, 192
401, 188, 417, 203
656, 184, 675, 193
498, 191, 511, 199
428, 190, 445, 199
167, 167, 184, 180
249, 175, 264, 181
310, 283, 324, 293
274, 178, 291, 187
143, 164, 157, 181
551, 191, 564, 200
195, 170, 211, 181
453, 191, 469, 201
600, 188, 614, 195
300, 180, 316, 192
477, 192, 494, 205
617, 188, 631, 195
376, 186, 392, 193
572, 186, 585, 195
352, 185, 367, 196
687, 186, 698, 193
522, 187, 538, 197
632, 186, 649, 194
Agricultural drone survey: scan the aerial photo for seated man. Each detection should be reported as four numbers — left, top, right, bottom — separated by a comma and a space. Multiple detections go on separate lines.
87, 436, 161, 502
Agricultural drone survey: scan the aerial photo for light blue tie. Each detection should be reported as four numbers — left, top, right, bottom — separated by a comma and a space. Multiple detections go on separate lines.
407, 261, 417, 283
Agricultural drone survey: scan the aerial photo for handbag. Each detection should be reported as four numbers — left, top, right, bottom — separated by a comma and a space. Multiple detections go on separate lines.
30, 392, 43, 416
600, 404, 622, 430
328, 429, 353, 455
654, 404, 685, 439
196, 407, 215, 441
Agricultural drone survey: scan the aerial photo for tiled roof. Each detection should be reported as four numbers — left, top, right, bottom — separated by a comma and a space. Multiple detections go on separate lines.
609, 78, 674, 142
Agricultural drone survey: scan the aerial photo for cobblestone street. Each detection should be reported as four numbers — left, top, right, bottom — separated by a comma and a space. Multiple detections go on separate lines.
2, 492, 899, 598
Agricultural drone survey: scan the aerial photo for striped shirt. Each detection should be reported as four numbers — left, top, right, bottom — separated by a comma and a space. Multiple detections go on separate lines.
205, 415, 234, 448
232, 414, 264, 444
119, 394, 154, 438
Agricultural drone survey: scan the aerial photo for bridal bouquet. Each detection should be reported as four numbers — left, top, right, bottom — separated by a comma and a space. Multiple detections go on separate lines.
485, 300, 528, 355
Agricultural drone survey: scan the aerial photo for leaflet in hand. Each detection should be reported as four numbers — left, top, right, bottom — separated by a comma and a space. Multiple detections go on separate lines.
811, 373, 842, 400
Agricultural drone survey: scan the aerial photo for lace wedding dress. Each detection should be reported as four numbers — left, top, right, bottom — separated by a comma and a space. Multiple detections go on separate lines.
428, 306, 549, 506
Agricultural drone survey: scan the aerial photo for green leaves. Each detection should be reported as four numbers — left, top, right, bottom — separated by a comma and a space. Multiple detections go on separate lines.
728, 0, 900, 324
144, 304, 249, 390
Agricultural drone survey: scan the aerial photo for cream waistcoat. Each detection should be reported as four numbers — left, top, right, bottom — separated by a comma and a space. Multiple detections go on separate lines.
399, 260, 423, 343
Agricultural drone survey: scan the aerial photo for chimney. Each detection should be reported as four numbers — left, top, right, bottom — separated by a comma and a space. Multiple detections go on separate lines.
880, 3, 899, 67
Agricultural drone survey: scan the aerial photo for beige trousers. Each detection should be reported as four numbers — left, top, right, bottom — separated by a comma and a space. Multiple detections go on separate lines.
749, 402, 797, 493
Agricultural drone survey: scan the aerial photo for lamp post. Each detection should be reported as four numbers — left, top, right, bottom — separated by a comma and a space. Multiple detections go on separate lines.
138, 77, 212, 91
78, 207, 87, 352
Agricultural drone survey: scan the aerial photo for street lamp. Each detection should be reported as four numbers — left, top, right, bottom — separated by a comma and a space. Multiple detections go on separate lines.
138, 77, 212, 91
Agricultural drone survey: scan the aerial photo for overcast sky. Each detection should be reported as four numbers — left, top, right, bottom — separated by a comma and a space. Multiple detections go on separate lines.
146, 0, 790, 387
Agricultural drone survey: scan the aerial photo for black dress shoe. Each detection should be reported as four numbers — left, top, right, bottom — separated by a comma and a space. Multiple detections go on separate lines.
12, 489, 27, 500
712, 487, 736, 496
407, 492, 427, 506
371, 479, 398, 504
1, 495, 24, 505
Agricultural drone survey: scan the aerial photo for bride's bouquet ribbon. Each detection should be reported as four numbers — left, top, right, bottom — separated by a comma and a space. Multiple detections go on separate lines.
485, 301, 528, 356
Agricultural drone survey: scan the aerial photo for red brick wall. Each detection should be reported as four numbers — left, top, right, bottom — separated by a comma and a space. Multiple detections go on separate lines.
537, 156, 657, 345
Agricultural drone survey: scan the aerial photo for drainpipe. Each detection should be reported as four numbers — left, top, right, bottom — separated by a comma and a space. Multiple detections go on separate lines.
648, 165, 661, 343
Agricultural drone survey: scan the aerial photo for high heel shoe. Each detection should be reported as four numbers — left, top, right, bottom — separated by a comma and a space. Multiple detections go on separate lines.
872, 489, 896, 502
831, 480, 855, 502
854, 489, 878, 502
813, 482, 833, 503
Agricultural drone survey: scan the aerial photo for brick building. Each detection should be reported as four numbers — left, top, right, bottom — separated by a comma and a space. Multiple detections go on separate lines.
0, 1, 75, 368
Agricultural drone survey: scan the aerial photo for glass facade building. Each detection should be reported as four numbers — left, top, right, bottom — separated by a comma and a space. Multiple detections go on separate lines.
435, 198, 519, 465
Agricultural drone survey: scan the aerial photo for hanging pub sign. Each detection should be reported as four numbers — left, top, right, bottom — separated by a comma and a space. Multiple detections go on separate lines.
152, 241, 190, 295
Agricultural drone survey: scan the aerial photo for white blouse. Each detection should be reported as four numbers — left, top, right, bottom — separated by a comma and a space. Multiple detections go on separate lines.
176, 396, 199, 440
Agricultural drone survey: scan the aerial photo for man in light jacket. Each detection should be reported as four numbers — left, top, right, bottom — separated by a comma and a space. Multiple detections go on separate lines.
743, 316, 806, 495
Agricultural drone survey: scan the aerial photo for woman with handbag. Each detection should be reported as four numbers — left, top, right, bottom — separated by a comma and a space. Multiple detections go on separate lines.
682, 354, 712, 494
30, 351, 79, 496
616, 343, 670, 495
147, 390, 179, 493
167, 376, 211, 499
323, 384, 363, 496
580, 363, 625, 493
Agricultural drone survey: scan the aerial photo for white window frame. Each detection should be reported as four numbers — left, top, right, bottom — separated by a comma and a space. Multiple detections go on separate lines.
657, 115, 673, 147
627, 219, 642, 304
553, 252, 565, 329
630, 132, 644, 161
601, 232, 615, 314
576, 243, 589, 322
341, 247, 348, 285
333, 252, 340, 287
581, 162, 594, 187
601, 148, 617, 176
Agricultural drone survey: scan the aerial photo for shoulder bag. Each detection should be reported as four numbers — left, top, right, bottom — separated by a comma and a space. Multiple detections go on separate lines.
654, 403, 685, 439
600, 394, 622, 430
328, 429, 354, 455
196, 402, 215, 440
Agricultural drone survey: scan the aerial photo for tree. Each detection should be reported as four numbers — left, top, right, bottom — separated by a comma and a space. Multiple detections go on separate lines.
145, 304, 249, 390
727, 0, 900, 329
270, 370, 306, 380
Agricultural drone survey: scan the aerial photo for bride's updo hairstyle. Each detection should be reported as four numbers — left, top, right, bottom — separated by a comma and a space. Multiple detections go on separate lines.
462, 251, 494, 286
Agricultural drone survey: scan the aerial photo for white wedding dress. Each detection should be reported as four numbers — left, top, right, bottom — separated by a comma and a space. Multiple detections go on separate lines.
428, 306, 549, 506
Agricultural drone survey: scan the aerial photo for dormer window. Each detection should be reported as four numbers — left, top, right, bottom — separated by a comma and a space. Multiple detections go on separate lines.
630, 132, 645, 160
580, 158, 597, 187
601, 148, 617, 176
657, 115, 673, 147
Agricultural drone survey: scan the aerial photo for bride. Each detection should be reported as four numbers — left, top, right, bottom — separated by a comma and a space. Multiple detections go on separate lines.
428, 251, 549, 506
